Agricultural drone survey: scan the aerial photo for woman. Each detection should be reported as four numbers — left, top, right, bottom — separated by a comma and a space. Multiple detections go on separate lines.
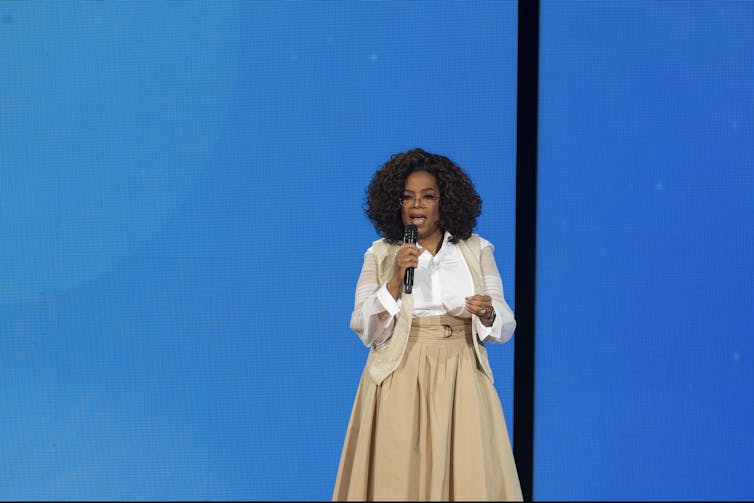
333, 148, 522, 501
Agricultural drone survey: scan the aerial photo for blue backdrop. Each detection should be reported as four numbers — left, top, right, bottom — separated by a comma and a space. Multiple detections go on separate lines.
3, 1, 752, 501
1, 2, 518, 500
535, 1, 754, 500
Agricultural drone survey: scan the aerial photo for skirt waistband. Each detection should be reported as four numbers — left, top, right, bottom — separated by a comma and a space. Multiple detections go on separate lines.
409, 315, 472, 340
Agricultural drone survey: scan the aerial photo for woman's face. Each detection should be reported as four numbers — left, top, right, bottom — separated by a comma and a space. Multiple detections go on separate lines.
401, 170, 442, 242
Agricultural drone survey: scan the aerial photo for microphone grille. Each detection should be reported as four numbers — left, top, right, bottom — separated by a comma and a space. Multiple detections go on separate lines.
403, 224, 418, 244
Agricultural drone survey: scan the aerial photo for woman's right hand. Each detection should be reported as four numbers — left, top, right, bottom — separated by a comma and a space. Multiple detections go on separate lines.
387, 243, 425, 299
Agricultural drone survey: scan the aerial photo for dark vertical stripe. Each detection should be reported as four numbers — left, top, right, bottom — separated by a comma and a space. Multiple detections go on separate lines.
514, 0, 539, 501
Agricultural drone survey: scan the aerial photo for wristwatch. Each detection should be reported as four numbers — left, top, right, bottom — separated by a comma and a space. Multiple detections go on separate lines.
487, 307, 496, 324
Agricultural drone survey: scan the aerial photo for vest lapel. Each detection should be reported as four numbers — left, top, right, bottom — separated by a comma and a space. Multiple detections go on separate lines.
457, 235, 494, 382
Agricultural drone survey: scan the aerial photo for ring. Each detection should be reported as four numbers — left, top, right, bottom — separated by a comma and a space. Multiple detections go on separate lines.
479, 308, 488, 317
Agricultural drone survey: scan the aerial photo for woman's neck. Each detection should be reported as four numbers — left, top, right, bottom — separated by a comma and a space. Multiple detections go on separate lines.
418, 231, 444, 256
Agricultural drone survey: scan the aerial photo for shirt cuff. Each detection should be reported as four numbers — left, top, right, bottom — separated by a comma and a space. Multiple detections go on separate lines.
475, 300, 508, 342
475, 315, 494, 342
376, 282, 402, 316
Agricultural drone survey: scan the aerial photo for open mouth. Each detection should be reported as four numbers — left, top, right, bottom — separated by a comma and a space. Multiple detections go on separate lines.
409, 214, 427, 226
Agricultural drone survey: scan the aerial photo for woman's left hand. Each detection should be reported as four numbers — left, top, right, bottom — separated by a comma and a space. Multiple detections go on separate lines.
466, 295, 495, 327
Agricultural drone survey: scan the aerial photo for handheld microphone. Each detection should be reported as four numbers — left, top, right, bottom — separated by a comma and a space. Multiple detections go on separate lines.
403, 224, 418, 294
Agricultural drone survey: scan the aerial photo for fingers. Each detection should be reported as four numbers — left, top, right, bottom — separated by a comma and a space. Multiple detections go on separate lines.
396, 243, 425, 269
465, 295, 492, 316
399, 243, 425, 256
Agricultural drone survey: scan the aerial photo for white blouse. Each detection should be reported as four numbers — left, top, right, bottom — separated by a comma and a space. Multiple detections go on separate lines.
350, 232, 516, 347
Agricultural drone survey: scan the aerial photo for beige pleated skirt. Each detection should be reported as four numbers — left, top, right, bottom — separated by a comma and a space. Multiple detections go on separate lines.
333, 315, 523, 501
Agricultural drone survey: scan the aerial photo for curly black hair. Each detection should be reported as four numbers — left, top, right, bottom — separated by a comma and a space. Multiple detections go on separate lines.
365, 148, 482, 244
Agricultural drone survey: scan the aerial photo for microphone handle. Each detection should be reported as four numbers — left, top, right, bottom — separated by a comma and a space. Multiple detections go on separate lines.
402, 224, 418, 294
404, 267, 414, 294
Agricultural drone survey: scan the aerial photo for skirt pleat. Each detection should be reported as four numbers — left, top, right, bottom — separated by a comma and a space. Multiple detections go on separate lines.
333, 315, 523, 501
